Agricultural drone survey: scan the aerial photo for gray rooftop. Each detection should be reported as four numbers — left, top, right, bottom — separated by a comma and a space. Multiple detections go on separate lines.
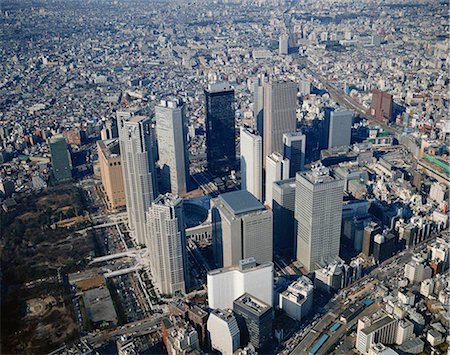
219, 190, 264, 215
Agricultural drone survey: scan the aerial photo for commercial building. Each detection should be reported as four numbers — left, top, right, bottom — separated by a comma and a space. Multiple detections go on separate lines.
363, 222, 383, 257
373, 233, 396, 264
155, 98, 190, 195
161, 316, 200, 355
207, 309, 240, 355
117, 111, 157, 245
295, 165, 344, 272
146, 194, 188, 295
240, 126, 263, 201
205, 82, 236, 176
212, 190, 273, 267
279, 34, 289, 55
283, 132, 306, 177
403, 255, 432, 283
97, 139, 126, 210
279, 276, 313, 321
207, 257, 273, 309
356, 315, 398, 354
370, 89, 393, 121
265, 152, 289, 208
233, 293, 273, 350
253, 74, 266, 136
327, 108, 353, 148
49, 135, 72, 183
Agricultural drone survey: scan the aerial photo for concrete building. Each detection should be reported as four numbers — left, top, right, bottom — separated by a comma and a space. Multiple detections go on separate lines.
327, 108, 353, 148
205, 82, 236, 176
265, 152, 289, 208
207, 309, 240, 355
279, 34, 289, 55
240, 127, 263, 201
395, 319, 414, 345
314, 259, 362, 293
283, 132, 306, 177
263, 81, 297, 163
97, 139, 126, 210
146, 194, 187, 295
253, 74, 266, 136
404, 256, 432, 283
273, 178, 296, 260
117, 111, 157, 245
212, 190, 272, 267
356, 315, 398, 354
279, 276, 313, 321
370, 89, 393, 121
49, 135, 72, 183
155, 98, 189, 195
420, 278, 435, 297
207, 258, 273, 309
233, 293, 273, 350
295, 165, 344, 272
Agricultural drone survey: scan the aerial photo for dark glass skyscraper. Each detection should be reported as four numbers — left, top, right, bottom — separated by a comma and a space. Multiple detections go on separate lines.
205, 82, 236, 176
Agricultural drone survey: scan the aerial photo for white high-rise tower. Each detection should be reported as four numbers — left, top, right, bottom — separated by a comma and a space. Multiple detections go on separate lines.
240, 126, 263, 201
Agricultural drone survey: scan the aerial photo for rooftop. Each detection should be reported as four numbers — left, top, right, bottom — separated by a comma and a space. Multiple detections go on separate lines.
234, 293, 271, 315
219, 190, 264, 215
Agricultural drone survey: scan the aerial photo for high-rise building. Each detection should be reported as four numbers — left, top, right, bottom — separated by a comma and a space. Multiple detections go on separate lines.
273, 178, 296, 260
212, 190, 273, 267
233, 293, 273, 350
327, 108, 353, 148
207, 257, 273, 309
253, 74, 266, 136
283, 132, 306, 177
295, 165, 344, 273
155, 99, 190, 195
146, 193, 188, 295
207, 309, 240, 355
356, 315, 398, 354
279, 276, 314, 321
263, 81, 297, 163
117, 111, 157, 245
279, 34, 289, 55
101, 117, 118, 140
205, 82, 236, 176
265, 152, 289, 208
49, 135, 72, 183
362, 222, 382, 257
240, 127, 263, 201
370, 89, 393, 121
97, 139, 126, 210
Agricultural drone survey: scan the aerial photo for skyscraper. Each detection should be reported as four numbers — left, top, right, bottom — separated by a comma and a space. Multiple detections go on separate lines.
146, 193, 188, 295
283, 132, 306, 177
205, 82, 236, 176
327, 108, 353, 148
117, 111, 157, 245
279, 34, 289, 55
370, 89, 393, 121
265, 152, 289, 209
49, 135, 72, 183
155, 98, 190, 195
240, 126, 263, 201
253, 74, 266, 136
263, 81, 297, 163
207, 309, 241, 355
295, 165, 344, 273
212, 190, 273, 268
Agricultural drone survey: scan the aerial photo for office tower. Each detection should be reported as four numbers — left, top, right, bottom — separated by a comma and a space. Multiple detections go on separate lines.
146, 194, 188, 295
356, 315, 398, 354
240, 127, 263, 201
265, 152, 289, 208
373, 233, 396, 264
155, 98, 190, 195
253, 74, 266, 136
101, 118, 118, 140
370, 89, 393, 121
117, 111, 157, 245
263, 80, 297, 162
97, 139, 126, 210
207, 309, 240, 355
279, 34, 289, 55
211, 190, 273, 267
205, 82, 236, 176
283, 132, 306, 177
273, 178, 296, 260
233, 293, 273, 350
295, 165, 344, 273
49, 135, 72, 183
362, 222, 382, 257
279, 276, 314, 321
207, 257, 273, 309
327, 108, 353, 148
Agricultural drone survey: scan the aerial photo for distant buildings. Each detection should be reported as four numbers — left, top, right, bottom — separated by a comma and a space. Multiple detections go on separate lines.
370, 89, 393, 121
207, 309, 240, 355
155, 98, 190, 195
295, 165, 344, 273
212, 190, 272, 267
240, 127, 263, 201
283, 132, 306, 177
49, 135, 72, 183
279, 276, 314, 321
265, 152, 289, 208
205, 82, 236, 176
207, 258, 273, 309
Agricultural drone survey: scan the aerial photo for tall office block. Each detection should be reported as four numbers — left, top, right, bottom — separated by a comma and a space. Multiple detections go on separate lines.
233, 293, 273, 350
263, 81, 297, 162
279, 34, 289, 55
356, 315, 398, 354
273, 178, 296, 260
97, 139, 126, 209
370, 89, 393, 121
362, 222, 382, 257
295, 165, 344, 273
265, 152, 289, 209
327, 108, 353, 148
279, 276, 314, 321
283, 132, 306, 177
146, 194, 188, 295
253, 74, 266, 136
207, 257, 274, 309
49, 135, 72, 183
240, 127, 263, 201
155, 98, 190, 195
207, 309, 240, 355
212, 190, 273, 267
205, 82, 236, 176
117, 111, 157, 245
